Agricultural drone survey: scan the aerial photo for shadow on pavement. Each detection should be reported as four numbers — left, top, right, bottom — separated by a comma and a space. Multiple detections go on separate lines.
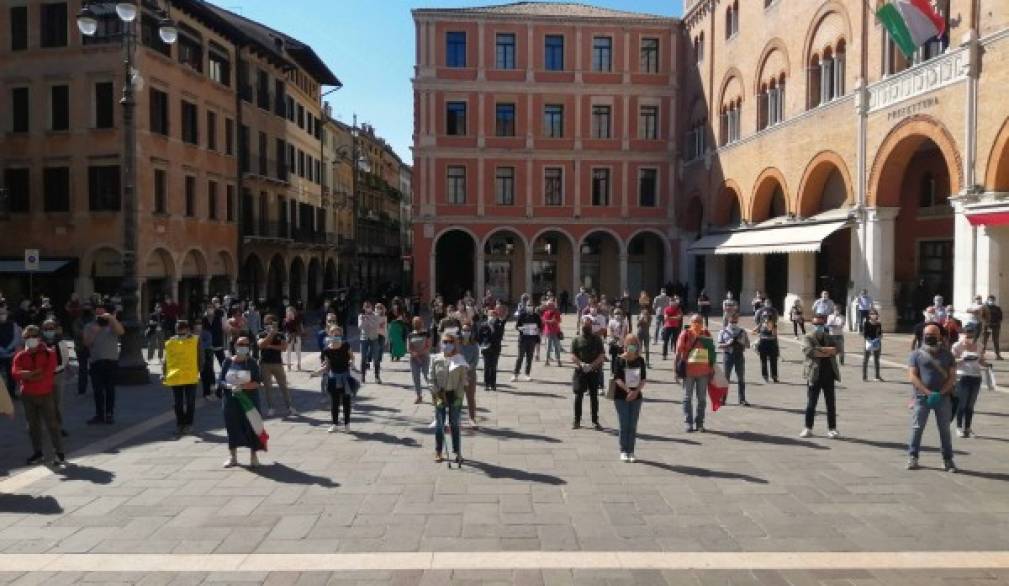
52, 463, 115, 485
602, 429, 700, 445
706, 430, 830, 450
0, 493, 63, 514
347, 430, 420, 448
463, 459, 566, 485
492, 387, 564, 399
746, 403, 807, 416
250, 462, 339, 487
955, 469, 1009, 482
639, 460, 768, 484
475, 427, 562, 444
837, 436, 969, 455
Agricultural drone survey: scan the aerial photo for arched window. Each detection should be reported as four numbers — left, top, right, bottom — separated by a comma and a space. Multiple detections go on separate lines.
725, 1, 739, 39
757, 74, 786, 131
807, 54, 821, 109
807, 41, 845, 109
720, 99, 741, 145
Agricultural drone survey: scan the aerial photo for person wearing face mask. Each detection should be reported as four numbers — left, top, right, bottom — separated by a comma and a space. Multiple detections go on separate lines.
201, 303, 226, 369
911, 307, 944, 351
980, 295, 1002, 360
314, 313, 340, 408
41, 320, 69, 437
163, 320, 200, 436
0, 306, 22, 401
511, 302, 543, 383
812, 291, 835, 317
145, 304, 165, 365
257, 316, 295, 417
862, 311, 884, 382
607, 309, 630, 373
373, 303, 388, 382
755, 315, 780, 383
721, 292, 739, 327
675, 315, 716, 432
570, 317, 605, 430
408, 316, 433, 403
220, 337, 266, 468
358, 302, 382, 384
458, 322, 481, 427
388, 301, 410, 363
789, 299, 806, 338
825, 308, 846, 365
717, 316, 751, 406
314, 327, 355, 433
613, 334, 647, 462
906, 324, 957, 472
84, 305, 124, 425
13, 325, 64, 465
587, 303, 608, 338
478, 304, 507, 391
430, 333, 468, 464
951, 325, 986, 438
541, 300, 563, 367
799, 314, 841, 439
282, 306, 304, 372
196, 322, 217, 400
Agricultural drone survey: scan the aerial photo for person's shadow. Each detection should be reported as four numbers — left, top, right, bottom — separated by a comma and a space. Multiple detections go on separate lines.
639, 460, 768, 484
52, 463, 115, 485
250, 462, 338, 487
463, 460, 566, 485
0, 494, 62, 514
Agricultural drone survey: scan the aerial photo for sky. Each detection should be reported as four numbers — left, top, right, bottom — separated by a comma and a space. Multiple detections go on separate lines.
211, 0, 682, 165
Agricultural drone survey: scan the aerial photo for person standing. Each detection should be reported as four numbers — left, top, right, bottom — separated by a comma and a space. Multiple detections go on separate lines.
373, 303, 389, 382
71, 304, 93, 396
952, 325, 985, 438
570, 317, 605, 430
196, 322, 217, 400
676, 315, 716, 433
163, 320, 200, 436
282, 306, 304, 371
652, 288, 670, 343
717, 315, 750, 406
219, 337, 266, 468
660, 298, 683, 363
856, 289, 874, 332
145, 304, 165, 364
789, 299, 806, 337
612, 334, 646, 463
981, 295, 1002, 360
84, 306, 124, 425
244, 302, 262, 352
800, 314, 841, 439
812, 291, 835, 317
826, 308, 846, 365
906, 324, 957, 472
751, 291, 764, 316
388, 303, 409, 362
478, 304, 506, 391
0, 306, 22, 400
13, 325, 64, 465
511, 302, 542, 383
257, 315, 296, 417
459, 322, 480, 428
756, 316, 779, 383
721, 292, 739, 326
408, 317, 432, 404
316, 327, 354, 433
430, 332, 467, 464
863, 310, 883, 382
574, 287, 590, 317
607, 309, 629, 373
636, 309, 652, 367
202, 304, 226, 369
696, 290, 712, 328
541, 300, 563, 367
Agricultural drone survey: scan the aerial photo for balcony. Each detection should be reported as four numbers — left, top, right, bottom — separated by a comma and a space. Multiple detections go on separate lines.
243, 159, 289, 185
243, 221, 292, 241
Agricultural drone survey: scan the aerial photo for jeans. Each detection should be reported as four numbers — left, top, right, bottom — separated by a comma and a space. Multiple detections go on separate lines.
639, 334, 651, 365
75, 346, 90, 395
614, 398, 642, 454
514, 336, 537, 375
359, 338, 382, 379
805, 378, 837, 430
410, 354, 430, 397
654, 316, 663, 341
908, 393, 953, 460
792, 320, 805, 336
573, 369, 601, 424
260, 362, 292, 410
661, 327, 680, 359
858, 310, 870, 333
981, 323, 1001, 357
955, 375, 982, 429
23, 393, 63, 454
327, 378, 352, 425
172, 384, 197, 426
90, 359, 117, 421
723, 352, 746, 402
146, 331, 164, 361
435, 397, 462, 455
863, 350, 881, 379
545, 334, 563, 363
759, 343, 779, 380
482, 348, 500, 389
682, 375, 708, 428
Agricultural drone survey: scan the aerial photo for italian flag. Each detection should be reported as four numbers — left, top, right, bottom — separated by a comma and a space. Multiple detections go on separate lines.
233, 392, 269, 451
877, 0, 946, 59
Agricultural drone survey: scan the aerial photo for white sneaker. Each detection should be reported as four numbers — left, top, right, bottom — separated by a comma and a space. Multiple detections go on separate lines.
521, 375, 532, 382
288, 407, 299, 417
827, 429, 840, 439
509, 375, 518, 383
328, 424, 338, 433
428, 417, 438, 428
964, 428, 973, 438
223, 456, 238, 468
266, 408, 275, 417
956, 428, 965, 438
619, 452, 629, 462
626, 454, 637, 463
799, 428, 812, 438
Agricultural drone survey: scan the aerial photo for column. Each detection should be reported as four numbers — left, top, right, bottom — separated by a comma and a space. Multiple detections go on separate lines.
475, 249, 485, 300
572, 246, 581, 298
975, 225, 1002, 301
859, 207, 899, 330
428, 250, 437, 301
784, 252, 816, 316
619, 253, 629, 296
677, 234, 694, 285
952, 200, 977, 315
524, 249, 533, 298
704, 255, 726, 314
202, 276, 213, 297
740, 255, 765, 315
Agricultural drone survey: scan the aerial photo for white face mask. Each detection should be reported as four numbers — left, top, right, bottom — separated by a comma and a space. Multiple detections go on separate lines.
25, 338, 40, 349
236, 346, 250, 357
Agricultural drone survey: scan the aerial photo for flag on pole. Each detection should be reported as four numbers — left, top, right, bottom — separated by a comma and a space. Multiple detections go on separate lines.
233, 391, 269, 451
876, 0, 946, 59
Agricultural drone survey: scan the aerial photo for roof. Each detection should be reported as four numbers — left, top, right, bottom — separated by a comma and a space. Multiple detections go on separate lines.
413, 2, 676, 22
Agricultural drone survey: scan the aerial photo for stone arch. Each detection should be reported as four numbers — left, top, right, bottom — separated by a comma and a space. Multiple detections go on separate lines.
530, 226, 577, 253
267, 253, 288, 303
868, 115, 963, 208
577, 227, 627, 257
307, 257, 322, 303
628, 227, 672, 260
797, 151, 854, 217
433, 228, 478, 305
718, 67, 745, 108
289, 256, 306, 304
216, 250, 235, 278
433, 225, 480, 250
241, 252, 266, 300
323, 258, 337, 291
749, 167, 790, 223
579, 229, 624, 295
984, 116, 1009, 191
754, 38, 790, 94
179, 248, 208, 278
143, 247, 176, 280
82, 244, 124, 278
627, 228, 671, 298
712, 180, 744, 227
803, 2, 852, 61
530, 228, 576, 299
481, 226, 531, 253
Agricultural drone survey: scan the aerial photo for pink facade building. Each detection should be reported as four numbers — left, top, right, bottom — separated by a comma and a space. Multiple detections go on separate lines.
412, 2, 681, 304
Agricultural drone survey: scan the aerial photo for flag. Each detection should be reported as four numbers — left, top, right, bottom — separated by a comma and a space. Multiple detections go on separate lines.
233, 391, 269, 451
876, 0, 946, 59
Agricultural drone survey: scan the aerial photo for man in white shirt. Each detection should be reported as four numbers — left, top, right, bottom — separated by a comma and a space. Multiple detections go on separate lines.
717, 315, 751, 406
856, 289, 873, 333
812, 291, 835, 317
652, 289, 670, 343
825, 308, 846, 365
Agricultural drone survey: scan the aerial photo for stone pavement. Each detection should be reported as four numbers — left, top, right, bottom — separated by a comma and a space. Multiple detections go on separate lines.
2, 326, 1009, 585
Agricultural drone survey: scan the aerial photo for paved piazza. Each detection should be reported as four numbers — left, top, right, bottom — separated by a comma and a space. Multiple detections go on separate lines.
2, 326, 1009, 585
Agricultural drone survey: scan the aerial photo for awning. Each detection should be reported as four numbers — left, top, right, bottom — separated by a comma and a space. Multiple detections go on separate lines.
0, 260, 72, 274
967, 211, 1009, 227
688, 217, 851, 256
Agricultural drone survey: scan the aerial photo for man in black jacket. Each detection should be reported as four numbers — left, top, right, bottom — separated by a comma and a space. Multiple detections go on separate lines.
478, 304, 507, 391
982, 295, 1003, 360
511, 301, 543, 383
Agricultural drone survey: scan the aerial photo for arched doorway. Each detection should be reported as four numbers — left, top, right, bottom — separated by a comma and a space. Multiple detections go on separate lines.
241, 254, 265, 302
484, 230, 526, 304
324, 259, 337, 292
208, 251, 233, 297
531, 230, 574, 303
290, 257, 305, 306
90, 247, 123, 297
307, 258, 321, 306
267, 254, 287, 305
627, 231, 667, 310
579, 231, 621, 297
143, 248, 175, 313
716, 184, 744, 301
179, 249, 207, 316
751, 171, 790, 312
434, 229, 476, 305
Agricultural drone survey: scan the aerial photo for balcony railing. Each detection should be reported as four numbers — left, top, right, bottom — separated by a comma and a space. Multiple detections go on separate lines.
244, 221, 292, 240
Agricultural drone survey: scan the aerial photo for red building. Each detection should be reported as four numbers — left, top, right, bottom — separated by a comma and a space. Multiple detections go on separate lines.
412, 2, 680, 304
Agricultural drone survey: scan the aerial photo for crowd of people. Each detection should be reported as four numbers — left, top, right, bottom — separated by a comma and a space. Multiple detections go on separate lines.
0, 284, 1004, 473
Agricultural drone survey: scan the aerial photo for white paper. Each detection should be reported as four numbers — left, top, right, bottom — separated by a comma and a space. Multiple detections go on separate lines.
625, 367, 641, 388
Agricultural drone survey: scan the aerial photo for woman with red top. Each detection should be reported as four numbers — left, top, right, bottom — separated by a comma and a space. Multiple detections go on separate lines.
13, 324, 64, 465
661, 299, 684, 364
541, 300, 563, 366
675, 314, 716, 433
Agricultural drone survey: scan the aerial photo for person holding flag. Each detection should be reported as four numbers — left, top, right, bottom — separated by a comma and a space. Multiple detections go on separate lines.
220, 336, 268, 468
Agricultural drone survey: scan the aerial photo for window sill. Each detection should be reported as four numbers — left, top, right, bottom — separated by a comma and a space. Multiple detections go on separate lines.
45, 130, 71, 136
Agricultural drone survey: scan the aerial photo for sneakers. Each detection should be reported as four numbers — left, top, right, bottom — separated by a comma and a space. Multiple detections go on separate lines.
799, 428, 813, 438
956, 428, 965, 438
521, 374, 532, 382
619, 452, 629, 462
509, 374, 519, 383
288, 407, 299, 417
572, 421, 581, 430
593, 422, 603, 431
906, 456, 919, 470
685, 425, 696, 433
223, 455, 238, 468
328, 424, 338, 433
375, 375, 383, 384
26, 452, 44, 465
434, 453, 444, 463
428, 417, 438, 428
414, 396, 424, 404
626, 454, 637, 463
739, 400, 751, 407
696, 425, 706, 433
964, 428, 973, 438
827, 429, 840, 439
54, 452, 66, 466
944, 459, 958, 473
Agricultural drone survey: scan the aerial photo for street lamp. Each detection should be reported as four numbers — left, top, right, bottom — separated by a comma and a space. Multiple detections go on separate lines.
78, 0, 177, 385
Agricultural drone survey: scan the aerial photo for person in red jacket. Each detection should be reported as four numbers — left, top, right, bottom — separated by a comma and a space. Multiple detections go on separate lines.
12, 324, 64, 465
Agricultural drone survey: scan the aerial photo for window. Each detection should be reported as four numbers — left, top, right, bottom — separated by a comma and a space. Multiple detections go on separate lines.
4, 168, 30, 213
208, 180, 218, 220
447, 166, 466, 204
10, 6, 28, 51
40, 2, 68, 48
206, 111, 217, 150
640, 38, 659, 73
591, 105, 611, 139
495, 33, 516, 69
684, 118, 707, 161
639, 105, 658, 139
725, 1, 739, 39
11, 87, 29, 134
95, 82, 115, 129
226, 185, 235, 222
181, 100, 198, 145
694, 32, 705, 64
177, 26, 203, 73
225, 118, 235, 155
48, 85, 69, 131
141, 14, 171, 56
495, 167, 515, 206
150, 89, 169, 135
43, 167, 70, 212
275, 139, 287, 180
591, 169, 610, 206
446, 32, 467, 67
495, 103, 516, 137
184, 176, 196, 217
297, 103, 304, 128
285, 96, 295, 122
545, 35, 564, 71
153, 169, 167, 214
592, 36, 613, 72
208, 44, 231, 86
720, 100, 741, 145
545, 167, 563, 206
446, 101, 467, 136
258, 132, 268, 175
919, 172, 938, 208
639, 169, 658, 207
256, 69, 270, 110
298, 150, 305, 178
274, 80, 286, 117
88, 165, 121, 211
758, 79, 785, 129
544, 104, 563, 138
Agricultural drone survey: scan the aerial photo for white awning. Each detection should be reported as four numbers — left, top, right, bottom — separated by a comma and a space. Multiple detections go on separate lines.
688, 214, 852, 256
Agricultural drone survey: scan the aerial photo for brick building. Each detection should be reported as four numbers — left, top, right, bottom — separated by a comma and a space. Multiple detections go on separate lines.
412, 2, 681, 305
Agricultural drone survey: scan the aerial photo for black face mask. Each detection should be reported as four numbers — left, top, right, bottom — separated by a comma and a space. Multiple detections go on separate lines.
923, 335, 940, 347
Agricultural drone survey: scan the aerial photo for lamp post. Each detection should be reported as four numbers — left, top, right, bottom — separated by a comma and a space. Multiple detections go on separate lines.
78, 1, 177, 384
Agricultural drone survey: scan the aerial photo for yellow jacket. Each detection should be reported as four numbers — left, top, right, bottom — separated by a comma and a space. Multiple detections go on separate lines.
163, 335, 200, 386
